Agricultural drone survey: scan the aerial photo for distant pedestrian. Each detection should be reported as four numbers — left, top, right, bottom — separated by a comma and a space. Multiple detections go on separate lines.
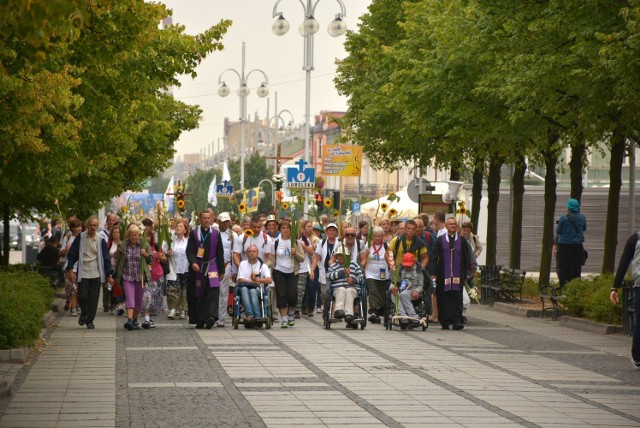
166, 221, 189, 320
141, 228, 165, 329
65, 216, 112, 330
611, 230, 640, 368
554, 198, 587, 287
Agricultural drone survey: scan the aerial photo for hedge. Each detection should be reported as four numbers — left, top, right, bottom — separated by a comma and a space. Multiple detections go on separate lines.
0, 270, 54, 349
562, 273, 622, 324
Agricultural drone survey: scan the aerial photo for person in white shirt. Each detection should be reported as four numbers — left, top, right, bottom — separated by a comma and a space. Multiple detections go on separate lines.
216, 212, 236, 327
310, 223, 339, 309
364, 226, 393, 324
270, 221, 306, 328
236, 245, 271, 323
165, 221, 189, 320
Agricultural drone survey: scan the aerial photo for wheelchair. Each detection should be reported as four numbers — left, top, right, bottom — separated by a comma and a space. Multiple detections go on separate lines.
231, 283, 272, 330
384, 279, 430, 331
323, 278, 367, 330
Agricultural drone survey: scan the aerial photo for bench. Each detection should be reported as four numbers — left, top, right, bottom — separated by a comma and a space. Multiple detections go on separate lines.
622, 281, 635, 336
539, 282, 565, 320
489, 268, 526, 306
479, 265, 502, 305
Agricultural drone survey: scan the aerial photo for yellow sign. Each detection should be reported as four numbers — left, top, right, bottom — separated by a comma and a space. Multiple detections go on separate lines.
321, 145, 363, 176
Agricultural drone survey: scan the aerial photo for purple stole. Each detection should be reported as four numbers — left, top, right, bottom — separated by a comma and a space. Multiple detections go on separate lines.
443, 235, 462, 292
194, 227, 220, 298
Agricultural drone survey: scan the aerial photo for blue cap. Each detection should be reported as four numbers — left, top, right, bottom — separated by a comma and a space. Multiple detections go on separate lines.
566, 198, 580, 213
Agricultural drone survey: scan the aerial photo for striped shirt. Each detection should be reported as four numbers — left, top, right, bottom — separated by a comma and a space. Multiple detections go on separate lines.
327, 260, 363, 289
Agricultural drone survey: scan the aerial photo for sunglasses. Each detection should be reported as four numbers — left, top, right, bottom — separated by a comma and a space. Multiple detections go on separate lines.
344, 233, 356, 237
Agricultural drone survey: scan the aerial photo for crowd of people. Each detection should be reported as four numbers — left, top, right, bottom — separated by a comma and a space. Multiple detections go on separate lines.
38, 207, 487, 332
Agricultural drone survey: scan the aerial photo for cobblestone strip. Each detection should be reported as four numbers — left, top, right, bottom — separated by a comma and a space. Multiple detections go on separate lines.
261, 330, 404, 428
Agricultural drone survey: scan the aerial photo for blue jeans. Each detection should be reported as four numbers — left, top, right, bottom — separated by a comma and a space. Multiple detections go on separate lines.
238, 284, 261, 319
634, 288, 640, 362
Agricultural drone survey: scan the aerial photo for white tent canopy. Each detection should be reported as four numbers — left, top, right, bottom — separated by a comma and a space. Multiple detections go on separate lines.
360, 190, 418, 219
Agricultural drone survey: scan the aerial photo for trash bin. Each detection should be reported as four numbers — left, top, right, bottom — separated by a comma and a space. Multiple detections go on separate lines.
24, 241, 39, 265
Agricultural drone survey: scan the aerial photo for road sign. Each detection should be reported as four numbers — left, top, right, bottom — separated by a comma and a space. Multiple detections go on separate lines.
352, 202, 361, 214
321, 145, 363, 176
286, 159, 316, 189
216, 182, 234, 197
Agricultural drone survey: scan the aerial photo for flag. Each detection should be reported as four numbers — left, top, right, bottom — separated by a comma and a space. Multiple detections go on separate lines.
208, 175, 217, 207
164, 175, 175, 212
222, 161, 231, 183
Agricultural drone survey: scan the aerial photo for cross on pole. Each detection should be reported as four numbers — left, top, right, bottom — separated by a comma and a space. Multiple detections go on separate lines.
265, 144, 294, 174
165, 180, 193, 213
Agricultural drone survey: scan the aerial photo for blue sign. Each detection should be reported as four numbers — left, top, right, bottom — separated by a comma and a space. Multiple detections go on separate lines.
216, 183, 234, 197
352, 202, 361, 214
286, 159, 316, 189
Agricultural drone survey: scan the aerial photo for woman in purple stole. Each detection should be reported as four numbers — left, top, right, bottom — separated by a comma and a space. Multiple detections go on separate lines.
429, 217, 474, 330
186, 211, 225, 329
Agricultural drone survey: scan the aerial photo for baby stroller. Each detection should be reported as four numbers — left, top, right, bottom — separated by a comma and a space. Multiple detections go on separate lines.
232, 283, 272, 330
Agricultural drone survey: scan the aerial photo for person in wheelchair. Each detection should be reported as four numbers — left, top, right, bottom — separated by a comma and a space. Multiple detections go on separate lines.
327, 245, 364, 326
389, 253, 424, 329
236, 245, 271, 325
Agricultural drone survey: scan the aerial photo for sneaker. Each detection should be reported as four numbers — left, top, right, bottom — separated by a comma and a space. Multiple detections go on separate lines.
368, 314, 381, 324
316, 307, 322, 314
142, 321, 151, 329
632, 356, 640, 368
167, 310, 176, 320
148, 320, 156, 329
281, 321, 289, 328
205, 317, 216, 329
116, 308, 125, 316
132, 320, 141, 330
294, 311, 301, 319
78, 316, 85, 326
452, 324, 464, 331
180, 311, 186, 319
124, 320, 134, 331
86, 323, 95, 329
307, 312, 314, 318
288, 319, 295, 327
110, 308, 115, 315
345, 314, 354, 323
70, 309, 78, 317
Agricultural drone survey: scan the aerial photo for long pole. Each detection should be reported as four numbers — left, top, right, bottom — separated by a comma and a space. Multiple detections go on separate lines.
303, 0, 314, 218
240, 44, 247, 190
630, 140, 636, 233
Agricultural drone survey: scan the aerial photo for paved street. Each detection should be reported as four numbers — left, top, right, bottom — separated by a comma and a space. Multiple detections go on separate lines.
1, 303, 639, 428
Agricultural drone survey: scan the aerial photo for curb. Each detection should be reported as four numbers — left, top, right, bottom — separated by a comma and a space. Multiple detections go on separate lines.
0, 380, 10, 398
0, 348, 31, 364
489, 302, 622, 335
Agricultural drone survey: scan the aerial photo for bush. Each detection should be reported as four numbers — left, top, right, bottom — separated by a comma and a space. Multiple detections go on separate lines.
522, 277, 542, 298
0, 271, 54, 349
562, 274, 622, 324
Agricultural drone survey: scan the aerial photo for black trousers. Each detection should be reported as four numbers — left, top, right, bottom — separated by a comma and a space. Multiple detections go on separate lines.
78, 277, 101, 324
194, 284, 220, 324
556, 243, 583, 287
436, 287, 463, 327
273, 269, 298, 310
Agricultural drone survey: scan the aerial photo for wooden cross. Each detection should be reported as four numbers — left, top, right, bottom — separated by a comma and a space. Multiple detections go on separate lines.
265, 144, 294, 174
165, 180, 193, 212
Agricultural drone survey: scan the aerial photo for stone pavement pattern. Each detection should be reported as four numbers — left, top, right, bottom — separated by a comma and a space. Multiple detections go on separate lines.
1, 304, 639, 427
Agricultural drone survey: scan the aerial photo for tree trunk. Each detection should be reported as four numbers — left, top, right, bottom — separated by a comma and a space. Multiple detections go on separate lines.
485, 156, 503, 266
449, 165, 461, 181
539, 142, 559, 286
509, 155, 526, 269
569, 141, 586, 201
471, 162, 483, 234
602, 130, 626, 273
1, 206, 9, 267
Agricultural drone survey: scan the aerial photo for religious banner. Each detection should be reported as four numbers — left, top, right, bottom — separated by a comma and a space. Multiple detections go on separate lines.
285, 159, 316, 189
321, 145, 363, 176
236, 187, 260, 213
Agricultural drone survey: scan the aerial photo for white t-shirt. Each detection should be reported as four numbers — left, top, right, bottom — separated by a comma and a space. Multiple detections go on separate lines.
365, 241, 390, 281
272, 238, 294, 274
233, 232, 272, 263
237, 259, 271, 284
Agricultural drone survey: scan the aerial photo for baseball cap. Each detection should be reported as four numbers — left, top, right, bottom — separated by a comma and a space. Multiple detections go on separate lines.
218, 212, 231, 222
402, 252, 415, 267
313, 223, 323, 231
326, 222, 338, 230
265, 215, 277, 225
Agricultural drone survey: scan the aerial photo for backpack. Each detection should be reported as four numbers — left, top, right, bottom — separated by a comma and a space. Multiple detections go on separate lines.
393, 235, 426, 260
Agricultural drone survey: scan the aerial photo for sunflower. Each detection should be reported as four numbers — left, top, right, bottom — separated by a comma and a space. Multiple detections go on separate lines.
380, 202, 389, 212
324, 198, 333, 208
177, 200, 185, 210
332, 210, 339, 218
244, 229, 254, 237
457, 208, 468, 216
281, 202, 290, 210
388, 208, 398, 217
238, 203, 247, 213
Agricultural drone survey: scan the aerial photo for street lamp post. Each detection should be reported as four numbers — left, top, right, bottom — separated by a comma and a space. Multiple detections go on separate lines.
269, 109, 295, 173
218, 42, 269, 190
272, 0, 347, 214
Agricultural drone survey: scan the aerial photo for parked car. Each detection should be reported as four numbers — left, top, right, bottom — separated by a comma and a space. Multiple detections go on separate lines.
0, 221, 20, 251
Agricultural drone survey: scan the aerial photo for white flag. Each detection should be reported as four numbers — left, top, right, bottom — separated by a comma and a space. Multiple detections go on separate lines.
164, 175, 175, 211
208, 175, 217, 207
222, 161, 231, 183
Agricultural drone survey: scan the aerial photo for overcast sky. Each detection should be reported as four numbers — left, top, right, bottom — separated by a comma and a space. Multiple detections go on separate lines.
158, 0, 373, 157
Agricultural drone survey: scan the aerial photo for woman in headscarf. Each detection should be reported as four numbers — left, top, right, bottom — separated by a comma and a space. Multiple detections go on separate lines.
554, 198, 587, 287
